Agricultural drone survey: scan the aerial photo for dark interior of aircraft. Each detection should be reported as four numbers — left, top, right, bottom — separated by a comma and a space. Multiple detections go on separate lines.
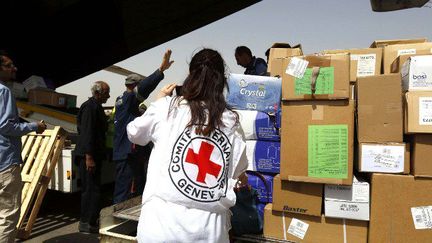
1, 0, 259, 88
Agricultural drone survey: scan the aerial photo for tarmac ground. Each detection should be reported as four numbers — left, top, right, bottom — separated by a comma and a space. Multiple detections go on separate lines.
18, 183, 115, 243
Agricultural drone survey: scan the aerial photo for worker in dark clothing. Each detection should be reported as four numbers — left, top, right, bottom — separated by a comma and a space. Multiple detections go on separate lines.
235, 46, 267, 76
112, 49, 174, 204
75, 81, 110, 234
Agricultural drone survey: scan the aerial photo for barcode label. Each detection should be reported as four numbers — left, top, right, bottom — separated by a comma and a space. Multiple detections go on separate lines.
288, 218, 309, 239
398, 49, 416, 56
356, 54, 376, 77
411, 206, 432, 229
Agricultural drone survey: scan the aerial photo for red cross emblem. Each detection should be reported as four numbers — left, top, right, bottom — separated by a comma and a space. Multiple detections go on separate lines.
185, 141, 222, 184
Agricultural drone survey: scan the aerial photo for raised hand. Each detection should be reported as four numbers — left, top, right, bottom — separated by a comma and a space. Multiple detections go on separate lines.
159, 49, 174, 72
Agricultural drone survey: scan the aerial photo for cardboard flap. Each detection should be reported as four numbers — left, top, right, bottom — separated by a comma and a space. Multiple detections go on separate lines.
370, 38, 427, 48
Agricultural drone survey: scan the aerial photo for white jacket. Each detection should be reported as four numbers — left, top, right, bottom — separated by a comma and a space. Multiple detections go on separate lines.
127, 96, 248, 242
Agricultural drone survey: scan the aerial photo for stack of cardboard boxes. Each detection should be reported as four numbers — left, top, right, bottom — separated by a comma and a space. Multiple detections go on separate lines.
228, 39, 432, 242
264, 46, 369, 242
22, 75, 77, 108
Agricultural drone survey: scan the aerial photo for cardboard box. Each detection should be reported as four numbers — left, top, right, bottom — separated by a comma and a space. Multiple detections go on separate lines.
390, 51, 432, 73
404, 91, 432, 133
280, 100, 354, 185
267, 42, 303, 71
401, 55, 432, 91
236, 109, 279, 141
226, 73, 281, 114
358, 142, 410, 174
357, 74, 403, 143
324, 175, 370, 221
23, 75, 47, 92
28, 88, 77, 108
369, 174, 432, 243
272, 174, 323, 216
247, 172, 274, 203
370, 38, 427, 48
282, 53, 350, 100
323, 48, 382, 82
381, 42, 432, 74
264, 204, 368, 243
268, 58, 285, 77
410, 134, 432, 177
246, 140, 280, 174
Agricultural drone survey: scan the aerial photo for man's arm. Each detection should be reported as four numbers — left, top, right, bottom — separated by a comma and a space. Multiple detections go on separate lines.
0, 88, 38, 136
78, 105, 96, 156
79, 105, 98, 172
137, 49, 174, 99
137, 69, 164, 99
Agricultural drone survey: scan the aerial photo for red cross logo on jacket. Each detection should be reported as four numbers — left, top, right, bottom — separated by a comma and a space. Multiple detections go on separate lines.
185, 141, 222, 184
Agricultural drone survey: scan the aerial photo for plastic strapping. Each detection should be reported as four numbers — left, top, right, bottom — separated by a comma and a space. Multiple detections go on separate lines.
282, 211, 287, 240
310, 66, 320, 94
343, 218, 347, 243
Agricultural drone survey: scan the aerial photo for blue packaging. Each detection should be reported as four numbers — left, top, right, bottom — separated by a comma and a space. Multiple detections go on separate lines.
226, 73, 281, 114
236, 109, 280, 141
247, 172, 274, 203
246, 140, 280, 174
275, 107, 282, 129
257, 203, 267, 221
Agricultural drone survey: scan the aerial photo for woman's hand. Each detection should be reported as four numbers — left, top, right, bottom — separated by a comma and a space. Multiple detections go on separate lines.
157, 83, 177, 99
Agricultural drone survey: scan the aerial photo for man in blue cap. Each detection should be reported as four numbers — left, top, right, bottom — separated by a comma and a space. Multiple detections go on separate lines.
112, 49, 174, 204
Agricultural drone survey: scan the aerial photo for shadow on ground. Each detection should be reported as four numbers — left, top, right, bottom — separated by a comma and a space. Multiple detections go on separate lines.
42, 233, 99, 243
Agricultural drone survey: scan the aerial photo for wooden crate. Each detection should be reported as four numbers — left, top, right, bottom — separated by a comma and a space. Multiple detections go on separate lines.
17, 126, 67, 239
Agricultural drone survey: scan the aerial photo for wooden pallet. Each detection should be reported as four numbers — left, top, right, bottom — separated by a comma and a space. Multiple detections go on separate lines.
16, 126, 67, 239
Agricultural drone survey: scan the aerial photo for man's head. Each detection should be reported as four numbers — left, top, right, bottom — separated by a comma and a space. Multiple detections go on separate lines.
91, 81, 110, 104
0, 50, 18, 82
235, 46, 253, 68
124, 73, 142, 90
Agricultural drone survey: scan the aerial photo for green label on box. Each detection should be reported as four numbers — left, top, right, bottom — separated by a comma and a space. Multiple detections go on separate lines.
308, 124, 348, 179
295, 67, 334, 95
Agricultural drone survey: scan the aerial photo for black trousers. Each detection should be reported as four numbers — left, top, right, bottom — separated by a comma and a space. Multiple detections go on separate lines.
78, 156, 101, 225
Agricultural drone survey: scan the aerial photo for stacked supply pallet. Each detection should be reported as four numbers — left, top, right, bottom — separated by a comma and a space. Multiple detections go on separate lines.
259, 38, 432, 243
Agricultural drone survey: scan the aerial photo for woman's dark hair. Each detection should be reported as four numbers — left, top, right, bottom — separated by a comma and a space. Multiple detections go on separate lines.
177, 48, 238, 136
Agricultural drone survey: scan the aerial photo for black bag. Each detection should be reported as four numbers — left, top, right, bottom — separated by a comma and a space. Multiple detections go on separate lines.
230, 171, 269, 236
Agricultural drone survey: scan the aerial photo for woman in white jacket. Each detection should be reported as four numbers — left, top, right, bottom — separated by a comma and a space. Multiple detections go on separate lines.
127, 48, 248, 243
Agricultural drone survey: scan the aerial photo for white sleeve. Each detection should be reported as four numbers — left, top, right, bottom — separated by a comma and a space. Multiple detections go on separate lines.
231, 125, 248, 179
127, 97, 168, 146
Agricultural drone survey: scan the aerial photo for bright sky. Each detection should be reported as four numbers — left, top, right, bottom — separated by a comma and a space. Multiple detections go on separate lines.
57, 0, 432, 107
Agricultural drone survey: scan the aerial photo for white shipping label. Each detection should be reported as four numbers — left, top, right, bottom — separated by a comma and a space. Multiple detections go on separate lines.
419, 97, 432, 125
361, 144, 405, 172
411, 206, 432, 229
352, 183, 369, 202
285, 57, 309, 79
398, 49, 416, 56
354, 54, 376, 77
287, 218, 309, 240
